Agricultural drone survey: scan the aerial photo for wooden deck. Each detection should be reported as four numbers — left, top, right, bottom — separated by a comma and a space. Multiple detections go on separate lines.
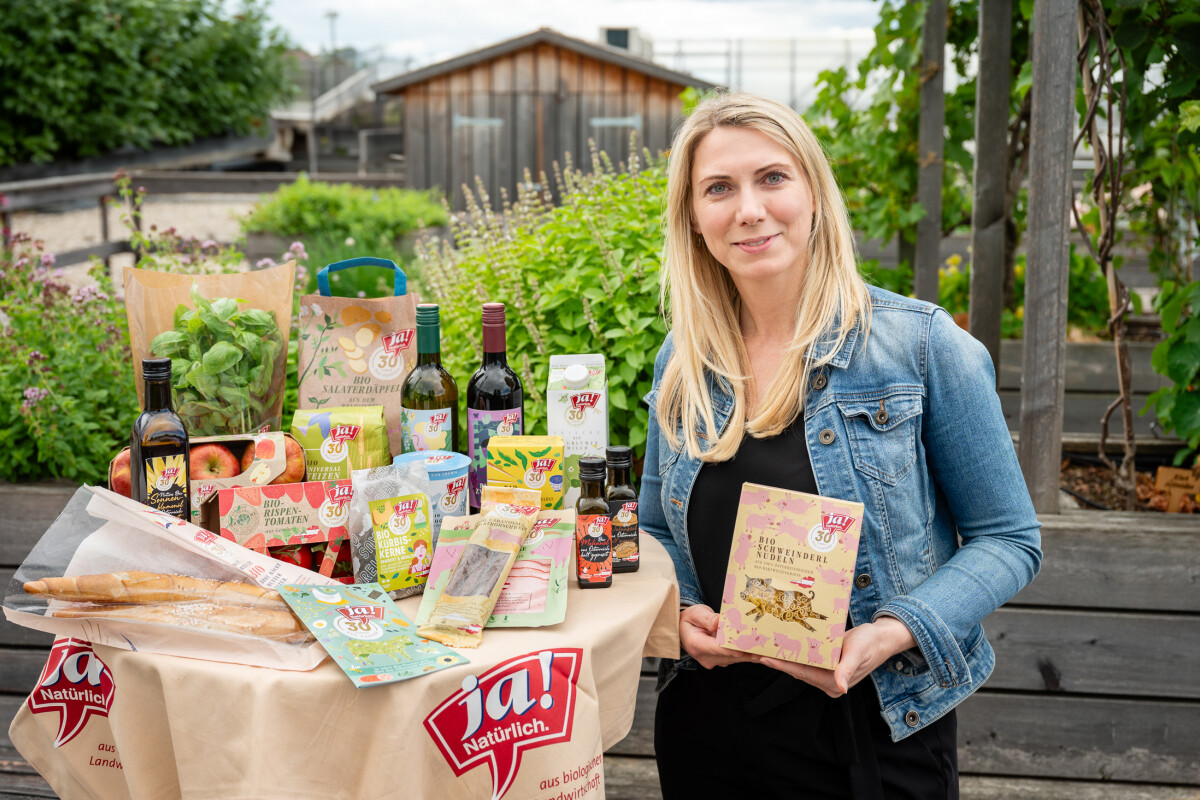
2, 484, 1197, 799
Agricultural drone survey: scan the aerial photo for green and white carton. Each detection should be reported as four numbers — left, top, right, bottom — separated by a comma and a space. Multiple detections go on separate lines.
547, 354, 608, 508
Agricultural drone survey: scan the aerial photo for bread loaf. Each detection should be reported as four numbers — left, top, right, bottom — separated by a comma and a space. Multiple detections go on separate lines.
23, 572, 288, 611
52, 603, 310, 642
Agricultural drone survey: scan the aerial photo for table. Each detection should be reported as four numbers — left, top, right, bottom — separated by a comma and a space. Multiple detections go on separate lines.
10, 537, 680, 800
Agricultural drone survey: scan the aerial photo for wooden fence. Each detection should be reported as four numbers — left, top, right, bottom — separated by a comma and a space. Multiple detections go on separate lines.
1, 484, 1196, 799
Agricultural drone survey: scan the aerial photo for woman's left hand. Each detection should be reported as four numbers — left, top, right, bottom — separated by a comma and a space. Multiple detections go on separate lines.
757, 616, 917, 698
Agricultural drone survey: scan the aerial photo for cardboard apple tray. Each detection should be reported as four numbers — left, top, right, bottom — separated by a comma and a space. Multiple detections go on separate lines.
109, 432, 306, 529
214, 480, 354, 581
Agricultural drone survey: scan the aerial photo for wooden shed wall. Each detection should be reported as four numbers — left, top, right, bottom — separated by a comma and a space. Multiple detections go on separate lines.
401, 43, 682, 209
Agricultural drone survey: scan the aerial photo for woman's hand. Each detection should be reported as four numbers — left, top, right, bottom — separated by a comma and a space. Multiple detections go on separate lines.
758, 616, 917, 697
679, 604, 760, 669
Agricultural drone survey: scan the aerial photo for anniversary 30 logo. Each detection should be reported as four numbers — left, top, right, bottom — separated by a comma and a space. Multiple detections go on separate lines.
424, 648, 582, 800
27, 638, 115, 747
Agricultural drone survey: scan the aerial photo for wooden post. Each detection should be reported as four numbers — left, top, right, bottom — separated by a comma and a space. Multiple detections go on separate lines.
915, 0, 946, 303
968, 0, 1013, 373
99, 194, 111, 270
1019, 0, 1077, 514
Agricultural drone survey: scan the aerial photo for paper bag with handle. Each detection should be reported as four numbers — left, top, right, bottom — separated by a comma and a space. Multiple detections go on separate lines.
124, 261, 296, 436
297, 257, 418, 456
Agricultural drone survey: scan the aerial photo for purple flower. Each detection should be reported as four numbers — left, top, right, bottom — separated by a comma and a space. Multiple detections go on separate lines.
21, 386, 50, 413
357, 291, 366, 298
14, 257, 28, 270
256, 258, 276, 269
201, 239, 218, 250
72, 285, 110, 305
40, 253, 56, 267
26, 350, 47, 366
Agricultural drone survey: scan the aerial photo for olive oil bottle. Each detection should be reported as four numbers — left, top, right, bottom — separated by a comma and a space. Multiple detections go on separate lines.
131, 357, 190, 519
400, 303, 459, 453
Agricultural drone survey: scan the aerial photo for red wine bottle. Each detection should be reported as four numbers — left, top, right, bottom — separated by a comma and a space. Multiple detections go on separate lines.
466, 302, 524, 510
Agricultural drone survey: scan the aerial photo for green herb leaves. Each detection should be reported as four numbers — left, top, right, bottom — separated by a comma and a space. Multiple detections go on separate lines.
150, 283, 285, 435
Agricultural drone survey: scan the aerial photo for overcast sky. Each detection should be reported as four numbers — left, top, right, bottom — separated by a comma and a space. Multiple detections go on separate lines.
265, 0, 882, 105
268, 0, 880, 65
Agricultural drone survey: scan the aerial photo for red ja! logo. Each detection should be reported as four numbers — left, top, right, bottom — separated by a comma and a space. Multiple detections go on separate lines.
424, 648, 582, 800
28, 638, 114, 747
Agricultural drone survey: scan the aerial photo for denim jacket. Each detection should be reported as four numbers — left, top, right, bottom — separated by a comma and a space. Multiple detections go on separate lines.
638, 285, 1042, 741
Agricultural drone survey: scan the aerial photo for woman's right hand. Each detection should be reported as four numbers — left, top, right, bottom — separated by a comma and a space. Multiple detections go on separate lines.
679, 604, 760, 669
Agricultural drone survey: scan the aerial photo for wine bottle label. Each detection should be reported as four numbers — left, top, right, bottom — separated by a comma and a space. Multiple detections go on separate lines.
467, 407, 523, 507
608, 499, 640, 566
144, 455, 188, 518
401, 407, 453, 453
576, 514, 612, 583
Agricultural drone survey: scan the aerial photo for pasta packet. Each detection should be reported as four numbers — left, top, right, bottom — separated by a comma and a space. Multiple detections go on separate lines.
416, 486, 539, 648
346, 462, 434, 598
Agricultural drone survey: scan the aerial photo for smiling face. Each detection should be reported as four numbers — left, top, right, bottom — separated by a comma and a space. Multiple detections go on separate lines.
690, 125, 815, 295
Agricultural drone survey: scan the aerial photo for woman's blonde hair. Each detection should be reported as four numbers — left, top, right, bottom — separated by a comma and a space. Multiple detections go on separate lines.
656, 92, 871, 462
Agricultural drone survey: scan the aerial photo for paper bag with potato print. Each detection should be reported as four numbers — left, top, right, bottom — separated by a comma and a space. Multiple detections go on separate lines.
297, 257, 417, 456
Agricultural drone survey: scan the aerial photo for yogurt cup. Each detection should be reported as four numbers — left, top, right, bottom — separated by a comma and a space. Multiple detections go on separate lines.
393, 450, 470, 533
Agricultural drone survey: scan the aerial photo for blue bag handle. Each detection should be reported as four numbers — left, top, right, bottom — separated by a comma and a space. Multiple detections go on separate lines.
317, 256, 407, 297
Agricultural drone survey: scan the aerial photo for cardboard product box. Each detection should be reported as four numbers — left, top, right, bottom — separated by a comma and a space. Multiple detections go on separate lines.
716, 483, 863, 670
109, 431, 305, 529
485, 435, 565, 510
215, 479, 355, 581
547, 354, 608, 508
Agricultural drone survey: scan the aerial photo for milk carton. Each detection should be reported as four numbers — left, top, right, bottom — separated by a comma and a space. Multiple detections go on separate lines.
547, 354, 608, 508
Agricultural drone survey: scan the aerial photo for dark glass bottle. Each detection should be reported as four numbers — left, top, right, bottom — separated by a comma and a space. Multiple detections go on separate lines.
400, 303, 459, 453
606, 446, 639, 573
130, 357, 190, 520
575, 456, 612, 588
466, 302, 524, 510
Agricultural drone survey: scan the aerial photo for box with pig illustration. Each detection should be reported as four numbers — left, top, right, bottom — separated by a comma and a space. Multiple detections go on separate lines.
716, 483, 863, 669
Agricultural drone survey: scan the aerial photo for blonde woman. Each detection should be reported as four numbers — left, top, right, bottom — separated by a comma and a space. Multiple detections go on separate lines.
638, 93, 1042, 798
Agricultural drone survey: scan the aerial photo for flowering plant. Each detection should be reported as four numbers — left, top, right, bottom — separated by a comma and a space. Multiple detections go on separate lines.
0, 234, 136, 482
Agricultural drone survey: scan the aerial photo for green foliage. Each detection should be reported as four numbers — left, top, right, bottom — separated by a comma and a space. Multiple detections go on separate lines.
1144, 280, 1200, 464
416, 148, 668, 458
240, 175, 448, 261
804, 0, 992, 249
0, 236, 136, 483
867, 246, 1111, 338
0, 0, 293, 166
149, 284, 285, 436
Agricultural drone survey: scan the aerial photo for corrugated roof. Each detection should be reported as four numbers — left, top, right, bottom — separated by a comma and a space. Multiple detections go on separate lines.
372, 27, 720, 94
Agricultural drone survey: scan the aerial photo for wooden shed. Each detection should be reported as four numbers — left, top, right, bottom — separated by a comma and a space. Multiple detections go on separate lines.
372, 28, 717, 208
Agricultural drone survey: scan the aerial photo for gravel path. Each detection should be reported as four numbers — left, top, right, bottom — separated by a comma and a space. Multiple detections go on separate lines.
10, 193, 261, 286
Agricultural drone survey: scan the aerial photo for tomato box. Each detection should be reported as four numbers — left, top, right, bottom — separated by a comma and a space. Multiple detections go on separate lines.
214, 480, 354, 581
108, 431, 306, 529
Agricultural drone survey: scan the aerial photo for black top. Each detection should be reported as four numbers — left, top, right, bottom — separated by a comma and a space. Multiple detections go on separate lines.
688, 415, 816, 609
655, 412, 960, 800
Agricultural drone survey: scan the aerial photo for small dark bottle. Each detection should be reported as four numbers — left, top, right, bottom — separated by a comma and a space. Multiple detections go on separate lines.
130, 357, 191, 520
575, 456, 612, 588
606, 446, 639, 573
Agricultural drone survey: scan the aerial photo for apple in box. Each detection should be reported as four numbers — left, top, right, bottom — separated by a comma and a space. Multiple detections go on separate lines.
109, 432, 307, 528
